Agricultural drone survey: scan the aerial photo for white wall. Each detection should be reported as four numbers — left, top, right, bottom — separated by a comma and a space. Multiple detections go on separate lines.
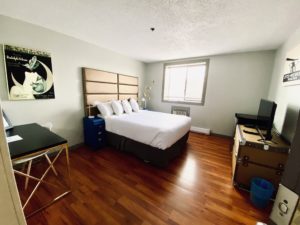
0, 16, 145, 146
145, 51, 275, 136
268, 27, 300, 142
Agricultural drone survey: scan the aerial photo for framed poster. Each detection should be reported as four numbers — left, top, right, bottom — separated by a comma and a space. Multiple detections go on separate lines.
283, 44, 300, 86
3, 45, 55, 100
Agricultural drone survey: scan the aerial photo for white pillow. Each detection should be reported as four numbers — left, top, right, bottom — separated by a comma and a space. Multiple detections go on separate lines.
111, 100, 124, 115
96, 102, 114, 118
121, 100, 132, 114
130, 98, 139, 112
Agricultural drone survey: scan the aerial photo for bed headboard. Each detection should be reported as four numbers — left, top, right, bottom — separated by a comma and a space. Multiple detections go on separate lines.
82, 68, 139, 116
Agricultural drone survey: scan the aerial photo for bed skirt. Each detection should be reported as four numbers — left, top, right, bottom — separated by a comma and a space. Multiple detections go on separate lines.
106, 131, 189, 167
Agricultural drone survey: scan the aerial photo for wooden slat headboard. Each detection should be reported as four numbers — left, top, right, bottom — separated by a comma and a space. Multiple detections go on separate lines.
82, 68, 139, 116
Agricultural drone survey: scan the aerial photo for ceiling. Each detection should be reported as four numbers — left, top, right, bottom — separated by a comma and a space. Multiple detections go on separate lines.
1, 0, 300, 62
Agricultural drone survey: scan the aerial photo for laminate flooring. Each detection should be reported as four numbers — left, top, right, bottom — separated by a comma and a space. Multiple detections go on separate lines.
24, 132, 271, 225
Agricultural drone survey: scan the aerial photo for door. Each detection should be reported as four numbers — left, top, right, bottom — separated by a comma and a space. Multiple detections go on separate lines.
0, 102, 27, 225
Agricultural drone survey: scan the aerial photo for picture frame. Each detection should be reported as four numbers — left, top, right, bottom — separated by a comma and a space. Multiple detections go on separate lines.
283, 44, 300, 86
3, 45, 55, 100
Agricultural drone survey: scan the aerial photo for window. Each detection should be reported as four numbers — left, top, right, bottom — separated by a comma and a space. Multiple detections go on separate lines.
162, 59, 209, 105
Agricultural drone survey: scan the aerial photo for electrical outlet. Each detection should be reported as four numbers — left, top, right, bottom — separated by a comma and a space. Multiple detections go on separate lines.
270, 184, 299, 225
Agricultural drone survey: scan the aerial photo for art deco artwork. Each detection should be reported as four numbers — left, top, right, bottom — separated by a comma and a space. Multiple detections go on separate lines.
283, 44, 300, 86
3, 45, 55, 100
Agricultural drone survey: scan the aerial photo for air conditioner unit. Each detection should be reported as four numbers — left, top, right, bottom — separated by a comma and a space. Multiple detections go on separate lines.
171, 106, 190, 116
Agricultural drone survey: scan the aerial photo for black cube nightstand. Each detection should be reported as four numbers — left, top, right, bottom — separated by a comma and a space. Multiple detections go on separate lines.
83, 116, 106, 149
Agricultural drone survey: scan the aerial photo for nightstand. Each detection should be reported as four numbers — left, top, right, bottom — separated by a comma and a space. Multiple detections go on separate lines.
83, 116, 106, 149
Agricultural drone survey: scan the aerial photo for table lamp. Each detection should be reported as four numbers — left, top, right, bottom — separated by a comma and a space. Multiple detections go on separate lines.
87, 105, 95, 119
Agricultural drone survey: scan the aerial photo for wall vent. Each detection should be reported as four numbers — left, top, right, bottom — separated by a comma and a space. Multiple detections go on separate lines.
171, 106, 190, 116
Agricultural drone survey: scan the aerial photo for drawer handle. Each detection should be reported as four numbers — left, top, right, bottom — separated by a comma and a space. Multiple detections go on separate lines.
98, 138, 102, 141
243, 156, 250, 161
237, 157, 242, 164
98, 132, 102, 135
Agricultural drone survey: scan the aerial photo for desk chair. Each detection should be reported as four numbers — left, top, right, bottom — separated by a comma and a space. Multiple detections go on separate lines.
12, 122, 58, 190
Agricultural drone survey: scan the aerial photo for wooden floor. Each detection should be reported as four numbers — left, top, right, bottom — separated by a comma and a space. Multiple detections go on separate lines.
25, 132, 271, 225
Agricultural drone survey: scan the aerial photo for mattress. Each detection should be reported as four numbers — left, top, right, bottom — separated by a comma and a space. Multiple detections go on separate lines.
104, 110, 191, 150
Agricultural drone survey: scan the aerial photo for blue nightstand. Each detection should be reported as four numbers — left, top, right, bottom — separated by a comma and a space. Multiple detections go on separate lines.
83, 116, 106, 149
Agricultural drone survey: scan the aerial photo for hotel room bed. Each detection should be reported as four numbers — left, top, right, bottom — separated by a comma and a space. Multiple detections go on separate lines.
105, 110, 191, 150
104, 110, 191, 167
82, 67, 191, 167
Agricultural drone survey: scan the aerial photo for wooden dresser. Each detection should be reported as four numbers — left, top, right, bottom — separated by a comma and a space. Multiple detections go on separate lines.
232, 125, 290, 191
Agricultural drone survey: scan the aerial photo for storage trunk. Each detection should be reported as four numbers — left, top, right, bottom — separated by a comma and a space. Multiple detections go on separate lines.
232, 125, 289, 191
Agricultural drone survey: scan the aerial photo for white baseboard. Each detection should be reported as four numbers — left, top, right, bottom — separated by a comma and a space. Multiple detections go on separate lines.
190, 126, 211, 135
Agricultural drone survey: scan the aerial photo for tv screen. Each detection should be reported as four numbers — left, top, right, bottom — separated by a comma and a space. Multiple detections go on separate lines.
257, 99, 277, 140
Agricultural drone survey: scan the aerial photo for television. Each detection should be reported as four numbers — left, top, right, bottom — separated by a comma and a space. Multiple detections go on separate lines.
256, 99, 277, 140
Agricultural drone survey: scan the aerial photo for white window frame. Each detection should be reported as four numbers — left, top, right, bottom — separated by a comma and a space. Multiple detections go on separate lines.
162, 59, 209, 105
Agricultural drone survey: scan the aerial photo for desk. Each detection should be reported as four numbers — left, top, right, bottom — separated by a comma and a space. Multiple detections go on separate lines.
7, 123, 71, 217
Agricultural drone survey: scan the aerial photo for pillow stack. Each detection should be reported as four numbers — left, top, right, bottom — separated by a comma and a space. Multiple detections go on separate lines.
111, 100, 124, 115
130, 98, 139, 112
95, 101, 114, 118
121, 100, 132, 114
95, 98, 140, 117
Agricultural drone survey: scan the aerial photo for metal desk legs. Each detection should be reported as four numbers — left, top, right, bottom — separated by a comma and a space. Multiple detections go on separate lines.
12, 143, 71, 218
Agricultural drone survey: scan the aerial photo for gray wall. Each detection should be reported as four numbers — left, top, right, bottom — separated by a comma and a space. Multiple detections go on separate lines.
145, 51, 275, 136
268, 27, 300, 142
0, 16, 145, 146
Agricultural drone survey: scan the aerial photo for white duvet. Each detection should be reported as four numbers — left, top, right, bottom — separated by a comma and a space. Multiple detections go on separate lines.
104, 110, 191, 150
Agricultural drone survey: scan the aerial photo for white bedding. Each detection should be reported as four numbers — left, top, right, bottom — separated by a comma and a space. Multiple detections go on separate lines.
104, 110, 191, 150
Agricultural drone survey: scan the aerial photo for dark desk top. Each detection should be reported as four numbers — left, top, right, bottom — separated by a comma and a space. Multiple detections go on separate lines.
7, 123, 67, 159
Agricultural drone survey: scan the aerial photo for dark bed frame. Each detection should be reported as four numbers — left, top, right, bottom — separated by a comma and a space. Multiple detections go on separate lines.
106, 131, 189, 167
82, 67, 189, 167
